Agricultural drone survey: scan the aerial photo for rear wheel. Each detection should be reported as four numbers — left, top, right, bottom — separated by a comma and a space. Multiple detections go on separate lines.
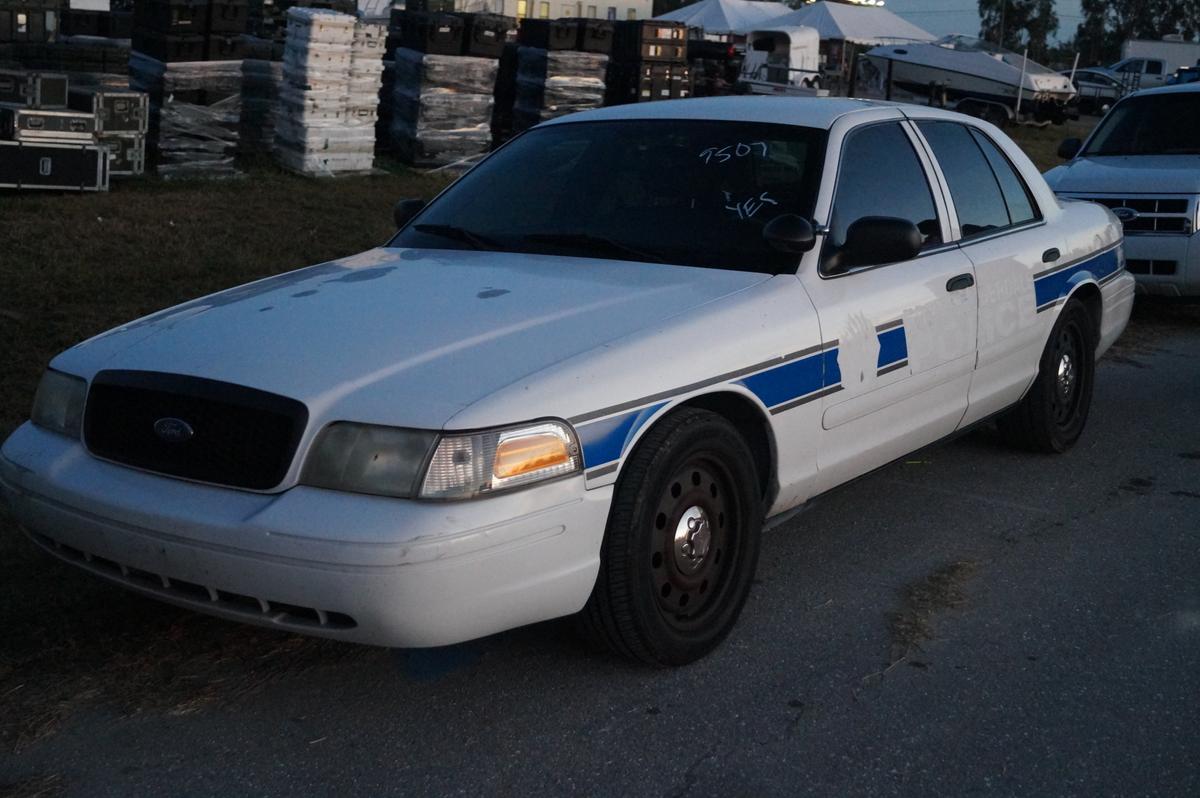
999, 299, 1096, 452
578, 408, 762, 666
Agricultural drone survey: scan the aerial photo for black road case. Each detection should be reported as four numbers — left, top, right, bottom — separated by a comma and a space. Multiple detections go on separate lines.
68, 87, 148, 133
517, 18, 576, 50
613, 20, 687, 63
397, 12, 463, 56
208, 0, 248, 35
0, 68, 68, 107
135, 0, 209, 34
0, 104, 96, 140
0, 139, 109, 191
98, 132, 145, 175
0, 3, 60, 45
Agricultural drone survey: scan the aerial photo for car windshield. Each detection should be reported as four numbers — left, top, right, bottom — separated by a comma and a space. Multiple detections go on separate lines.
1083, 92, 1200, 156
390, 119, 827, 274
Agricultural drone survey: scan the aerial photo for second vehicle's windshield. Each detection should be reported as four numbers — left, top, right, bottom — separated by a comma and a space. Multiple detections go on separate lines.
1083, 92, 1200, 156
391, 119, 827, 274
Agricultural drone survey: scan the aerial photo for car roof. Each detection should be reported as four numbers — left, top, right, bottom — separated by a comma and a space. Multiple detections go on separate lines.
1133, 81, 1200, 97
541, 96, 897, 131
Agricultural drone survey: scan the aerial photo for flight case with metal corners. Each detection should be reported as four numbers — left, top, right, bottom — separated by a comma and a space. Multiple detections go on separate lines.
0, 105, 96, 141
0, 69, 68, 108
0, 139, 110, 191
68, 87, 149, 133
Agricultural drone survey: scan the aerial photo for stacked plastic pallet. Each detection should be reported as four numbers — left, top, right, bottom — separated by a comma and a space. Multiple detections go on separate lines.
274, 7, 383, 175
512, 48, 608, 133
390, 47, 495, 167
129, 51, 242, 178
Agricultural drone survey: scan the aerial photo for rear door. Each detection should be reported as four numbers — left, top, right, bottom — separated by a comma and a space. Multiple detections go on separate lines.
910, 119, 1057, 426
796, 116, 978, 493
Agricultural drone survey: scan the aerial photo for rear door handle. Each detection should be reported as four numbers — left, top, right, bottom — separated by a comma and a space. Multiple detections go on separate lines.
946, 273, 975, 292
1042, 248, 1061, 263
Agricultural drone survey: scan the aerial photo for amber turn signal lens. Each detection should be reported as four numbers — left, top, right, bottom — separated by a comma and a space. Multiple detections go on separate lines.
493, 433, 572, 479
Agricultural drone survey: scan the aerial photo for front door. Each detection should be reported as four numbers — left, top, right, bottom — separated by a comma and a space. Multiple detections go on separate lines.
797, 119, 978, 493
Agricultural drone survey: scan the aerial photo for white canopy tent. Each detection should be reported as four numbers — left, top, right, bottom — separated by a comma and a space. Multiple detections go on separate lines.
765, 1, 934, 45
655, 0, 790, 35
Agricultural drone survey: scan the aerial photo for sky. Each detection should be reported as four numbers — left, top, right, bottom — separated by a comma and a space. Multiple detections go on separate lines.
885, 0, 1085, 43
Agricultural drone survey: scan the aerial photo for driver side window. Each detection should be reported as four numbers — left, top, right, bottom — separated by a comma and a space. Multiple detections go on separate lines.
821, 122, 941, 276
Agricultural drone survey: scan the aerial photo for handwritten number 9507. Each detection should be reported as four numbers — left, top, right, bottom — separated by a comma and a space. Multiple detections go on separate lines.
699, 142, 769, 163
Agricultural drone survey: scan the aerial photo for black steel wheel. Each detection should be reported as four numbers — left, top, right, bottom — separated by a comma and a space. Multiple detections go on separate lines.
999, 298, 1096, 453
578, 408, 762, 666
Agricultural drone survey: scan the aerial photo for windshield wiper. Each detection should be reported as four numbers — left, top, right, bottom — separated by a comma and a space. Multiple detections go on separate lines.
413, 223, 503, 251
522, 232, 665, 263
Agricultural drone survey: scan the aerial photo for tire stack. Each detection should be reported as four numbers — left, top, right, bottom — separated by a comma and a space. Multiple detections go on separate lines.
604, 19, 690, 106
273, 7, 383, 175
509, 18, 609, 137
387, 10, 504, 167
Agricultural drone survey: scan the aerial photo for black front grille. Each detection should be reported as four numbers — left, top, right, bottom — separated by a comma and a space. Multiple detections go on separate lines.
84, 371, 308, 490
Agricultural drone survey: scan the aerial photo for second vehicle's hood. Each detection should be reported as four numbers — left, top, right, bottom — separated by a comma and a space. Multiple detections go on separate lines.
54, 248, 770, 428
1045, 155, 1200, 195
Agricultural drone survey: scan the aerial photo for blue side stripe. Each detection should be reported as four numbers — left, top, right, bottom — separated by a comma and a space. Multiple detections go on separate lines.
577, 402, 665, 469
737, 352, 826, 409
877, 327, 908, 368
1034, 248, 1120, 310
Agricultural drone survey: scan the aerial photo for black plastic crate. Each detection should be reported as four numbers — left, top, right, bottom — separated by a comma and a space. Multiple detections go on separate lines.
0, 68, 68, 107
612, 19, 687, 63
135, 0, 208, 35
577, 19, 613, 54
60, 9, 103, 37
455, 13, 511, 59
133, 29, 206, 61
209, 0, 248, 35
0, 5, 58, 44
107, 9, 133, 38
397, 12, 462, 56
517, 18, 576, 50
205, 32, 244, 60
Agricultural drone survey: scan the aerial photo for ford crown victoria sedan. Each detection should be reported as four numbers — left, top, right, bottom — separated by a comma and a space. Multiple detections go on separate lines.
0, 98, 1132, 666
1046, 83, 1200, 296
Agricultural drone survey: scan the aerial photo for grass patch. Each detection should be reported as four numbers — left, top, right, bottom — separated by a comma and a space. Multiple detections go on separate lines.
886, 561, 979, 663
1007, 117, 1097, 173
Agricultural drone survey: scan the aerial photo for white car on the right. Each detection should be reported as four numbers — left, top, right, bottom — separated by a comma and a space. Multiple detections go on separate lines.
1046, 83, 1200, 296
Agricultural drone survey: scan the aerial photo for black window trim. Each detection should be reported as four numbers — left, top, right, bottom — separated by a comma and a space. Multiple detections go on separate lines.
913, 119, 1044, 246
817, 119, 948, 280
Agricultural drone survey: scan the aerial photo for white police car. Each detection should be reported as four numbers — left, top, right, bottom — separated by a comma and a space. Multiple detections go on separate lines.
0, 98, 1132, 666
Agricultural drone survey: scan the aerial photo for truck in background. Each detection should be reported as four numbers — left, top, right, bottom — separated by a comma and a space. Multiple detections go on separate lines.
1109, 37, 1200, 89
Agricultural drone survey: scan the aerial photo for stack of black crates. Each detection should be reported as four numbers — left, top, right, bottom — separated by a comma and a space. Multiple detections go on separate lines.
60, 6, 133, 39
0, 67, 149, 190
1, 2, 132, 81
385, 5, 512, 166
500, 17, 610, 144
0, 0, 61, 46
605, 19, 689, 105
132, 0, 249, 63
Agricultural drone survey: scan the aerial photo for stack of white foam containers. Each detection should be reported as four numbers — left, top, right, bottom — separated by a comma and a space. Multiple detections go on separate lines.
274, 8, 384, 176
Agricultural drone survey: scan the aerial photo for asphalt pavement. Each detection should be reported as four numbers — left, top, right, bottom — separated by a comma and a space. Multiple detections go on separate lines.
2, 302, 1198, 797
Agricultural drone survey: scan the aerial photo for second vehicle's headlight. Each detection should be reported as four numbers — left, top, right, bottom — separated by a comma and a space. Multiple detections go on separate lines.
30, 369, 87, 439
420, 421, 581, 500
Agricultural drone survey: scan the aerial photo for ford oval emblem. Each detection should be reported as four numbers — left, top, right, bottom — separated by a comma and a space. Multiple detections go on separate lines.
154, 417, 195, 443
1113, 207, 1139, 223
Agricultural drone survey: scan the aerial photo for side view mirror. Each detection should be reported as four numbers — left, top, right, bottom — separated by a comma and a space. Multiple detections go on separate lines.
762, 214, 816, 254
835, 216, 922, 271
1058, 137, 1082, 160
394, 198, 426, 229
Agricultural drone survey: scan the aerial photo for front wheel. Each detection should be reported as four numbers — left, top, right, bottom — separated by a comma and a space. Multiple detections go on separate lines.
578, 408, 762, 666
998, 298, 1096, 452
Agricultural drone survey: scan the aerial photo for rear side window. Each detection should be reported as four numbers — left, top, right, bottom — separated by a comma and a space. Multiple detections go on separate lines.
918, 121, 1009, 238
822, 122, 941, 274
968, 128, 1040, 225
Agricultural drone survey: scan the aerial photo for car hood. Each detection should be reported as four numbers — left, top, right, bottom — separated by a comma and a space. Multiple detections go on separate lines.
53, 248, 771, 429
1045, 155, 1200, 195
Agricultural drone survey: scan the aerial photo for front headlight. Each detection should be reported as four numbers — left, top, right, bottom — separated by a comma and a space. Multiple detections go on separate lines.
30, 369, 87, 439
300, 419, 581, 500
301, 422, 439, 499
420, 421, 582, 500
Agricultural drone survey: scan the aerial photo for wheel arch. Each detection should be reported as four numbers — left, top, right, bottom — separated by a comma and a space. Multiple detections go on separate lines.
678, 391, 778, 511
1064, 280, 1103, 346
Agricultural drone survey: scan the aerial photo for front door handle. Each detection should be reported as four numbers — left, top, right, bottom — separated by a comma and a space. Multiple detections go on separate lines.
1042, 248, 1061, 263
946, 273, 975, 292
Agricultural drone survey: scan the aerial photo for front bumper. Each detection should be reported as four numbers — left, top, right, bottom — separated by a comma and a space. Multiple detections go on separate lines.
1123, 233, 1199, 297
0, 422, 612, 647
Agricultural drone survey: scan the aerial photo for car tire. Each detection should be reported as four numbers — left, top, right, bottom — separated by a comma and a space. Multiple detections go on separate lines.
578, 407, 762, 666
998, 298, 1096, 453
